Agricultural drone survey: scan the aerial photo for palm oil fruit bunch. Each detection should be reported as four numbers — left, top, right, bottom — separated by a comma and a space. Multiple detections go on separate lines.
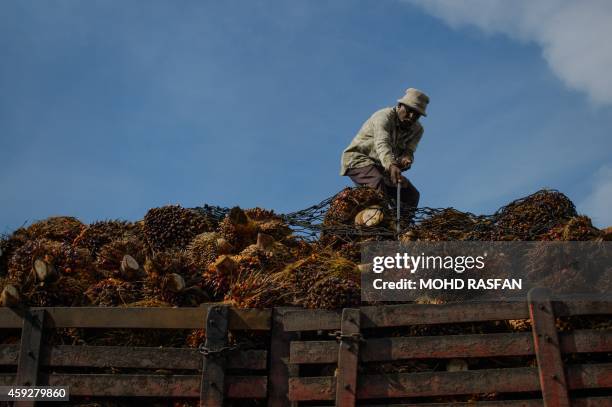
187, 232, 233, 271
324, 187, 386, 226
203, 255, 239, 299
413, 208, 480, 241
216, 207, 259, 252
27, 275, 89, 307
245, 207, 293, 241
303, 276, 360, 309
6, 239, 64, 287
85, 278, 139, 306
19, 216, 85, 244
73, 220, 140, 255
244, 207, 278, 221
494, 189, 577, 240
95, 237, 146, 278
224, 270, 287, 309
143, 250, 201, 305
539, 215, 602, 241
143, 205, 214, 251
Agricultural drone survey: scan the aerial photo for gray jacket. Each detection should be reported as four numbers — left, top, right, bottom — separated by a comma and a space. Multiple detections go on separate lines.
340, 107, 423, 175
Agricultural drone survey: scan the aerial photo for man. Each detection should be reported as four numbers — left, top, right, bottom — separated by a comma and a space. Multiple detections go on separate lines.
340, 88, 429, 209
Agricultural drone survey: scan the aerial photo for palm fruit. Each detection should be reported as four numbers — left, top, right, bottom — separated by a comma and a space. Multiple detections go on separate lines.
224, 270, 288, 308
603, 227, 612, 241
303, 276, 360, 309
202, 255, 239, 299
186, 329, 205, 348
217, 207, 259, 252
95, 237, 146, 276
325, 253, 360, 282
324, 187, 387, 226
19, 216, 84, 243
143, 250, 201, 305
27, 275, 89, 307
0, 283, 21, 307
337, 241, 361, 263
494, 189, 577, 240
283, 238, 314, 260
143, 205, 214, 252
539, 215, 602, 241
187, 232, 224, 271
321, 187, 389, 247
1, 231, 33, 276
411, 208, 487, 241
244, 207, 278, 221
523, 242, 601, 290
257, 219, 292, 242
536, 267, 590, 294
6, 239, 64, 287
245, 208, 293, 241
276, 251, 359, 307
85, 278, 139, 306
507, 319, 531, 332
73, 220, 141, 256
144, 250, 195, 278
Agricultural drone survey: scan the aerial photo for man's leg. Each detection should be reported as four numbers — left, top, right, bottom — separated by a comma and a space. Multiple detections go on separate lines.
381, 177, 420, 208
400, 178, 420, 209
345, 165, 387, 193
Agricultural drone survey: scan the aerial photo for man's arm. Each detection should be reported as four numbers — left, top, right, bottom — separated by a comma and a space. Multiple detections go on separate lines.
372, 114, 396, 172
400, 126, 424, 169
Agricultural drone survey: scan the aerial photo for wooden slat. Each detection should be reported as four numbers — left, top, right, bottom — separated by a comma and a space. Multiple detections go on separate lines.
0, 306, 270, 330
288, 363, 612, 401
528, 288, 570, 407
267, 307, 299, 407
289, 329, 612, 364
15, 310, 45, 386
356, 397, 612, 406
282, 300, 612, 331
200, 305, 229, 407
335, 308, 360, 407
0, 345, 266, 370
15, 310, 46, 407
283, 302, 526, 331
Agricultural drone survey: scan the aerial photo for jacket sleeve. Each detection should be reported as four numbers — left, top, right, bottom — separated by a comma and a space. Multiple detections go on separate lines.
404, 126, 424, 163
372, 114, 396, 171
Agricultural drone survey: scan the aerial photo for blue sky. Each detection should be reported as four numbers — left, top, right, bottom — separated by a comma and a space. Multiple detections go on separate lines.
1, 0, 611, 233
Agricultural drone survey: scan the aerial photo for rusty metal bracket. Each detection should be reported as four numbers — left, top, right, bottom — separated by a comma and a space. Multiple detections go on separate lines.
15, 309, 46, 407
199, 305, 229, 407
528, 287, 570, 407
335, 308, 361, 407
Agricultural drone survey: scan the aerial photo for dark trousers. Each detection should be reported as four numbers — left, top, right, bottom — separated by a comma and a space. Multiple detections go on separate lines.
345, 165, 420, 208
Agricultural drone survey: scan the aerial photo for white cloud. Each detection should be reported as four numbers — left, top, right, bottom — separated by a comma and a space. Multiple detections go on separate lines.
406, 0, 612, 105
580, 165, 612, 227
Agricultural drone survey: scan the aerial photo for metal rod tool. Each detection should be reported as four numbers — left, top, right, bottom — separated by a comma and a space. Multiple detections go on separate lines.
396, 181, 401, 236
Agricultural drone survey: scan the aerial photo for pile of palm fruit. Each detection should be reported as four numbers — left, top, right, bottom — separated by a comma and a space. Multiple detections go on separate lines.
0, 188, 610, 315
0, 188, 610, 406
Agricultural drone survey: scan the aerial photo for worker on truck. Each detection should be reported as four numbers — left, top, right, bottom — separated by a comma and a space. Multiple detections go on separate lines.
340, 88, 429, 209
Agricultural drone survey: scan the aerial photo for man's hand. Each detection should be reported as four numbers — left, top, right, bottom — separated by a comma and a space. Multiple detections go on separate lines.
399, 156, 413, 171
389, 164, 402, 185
